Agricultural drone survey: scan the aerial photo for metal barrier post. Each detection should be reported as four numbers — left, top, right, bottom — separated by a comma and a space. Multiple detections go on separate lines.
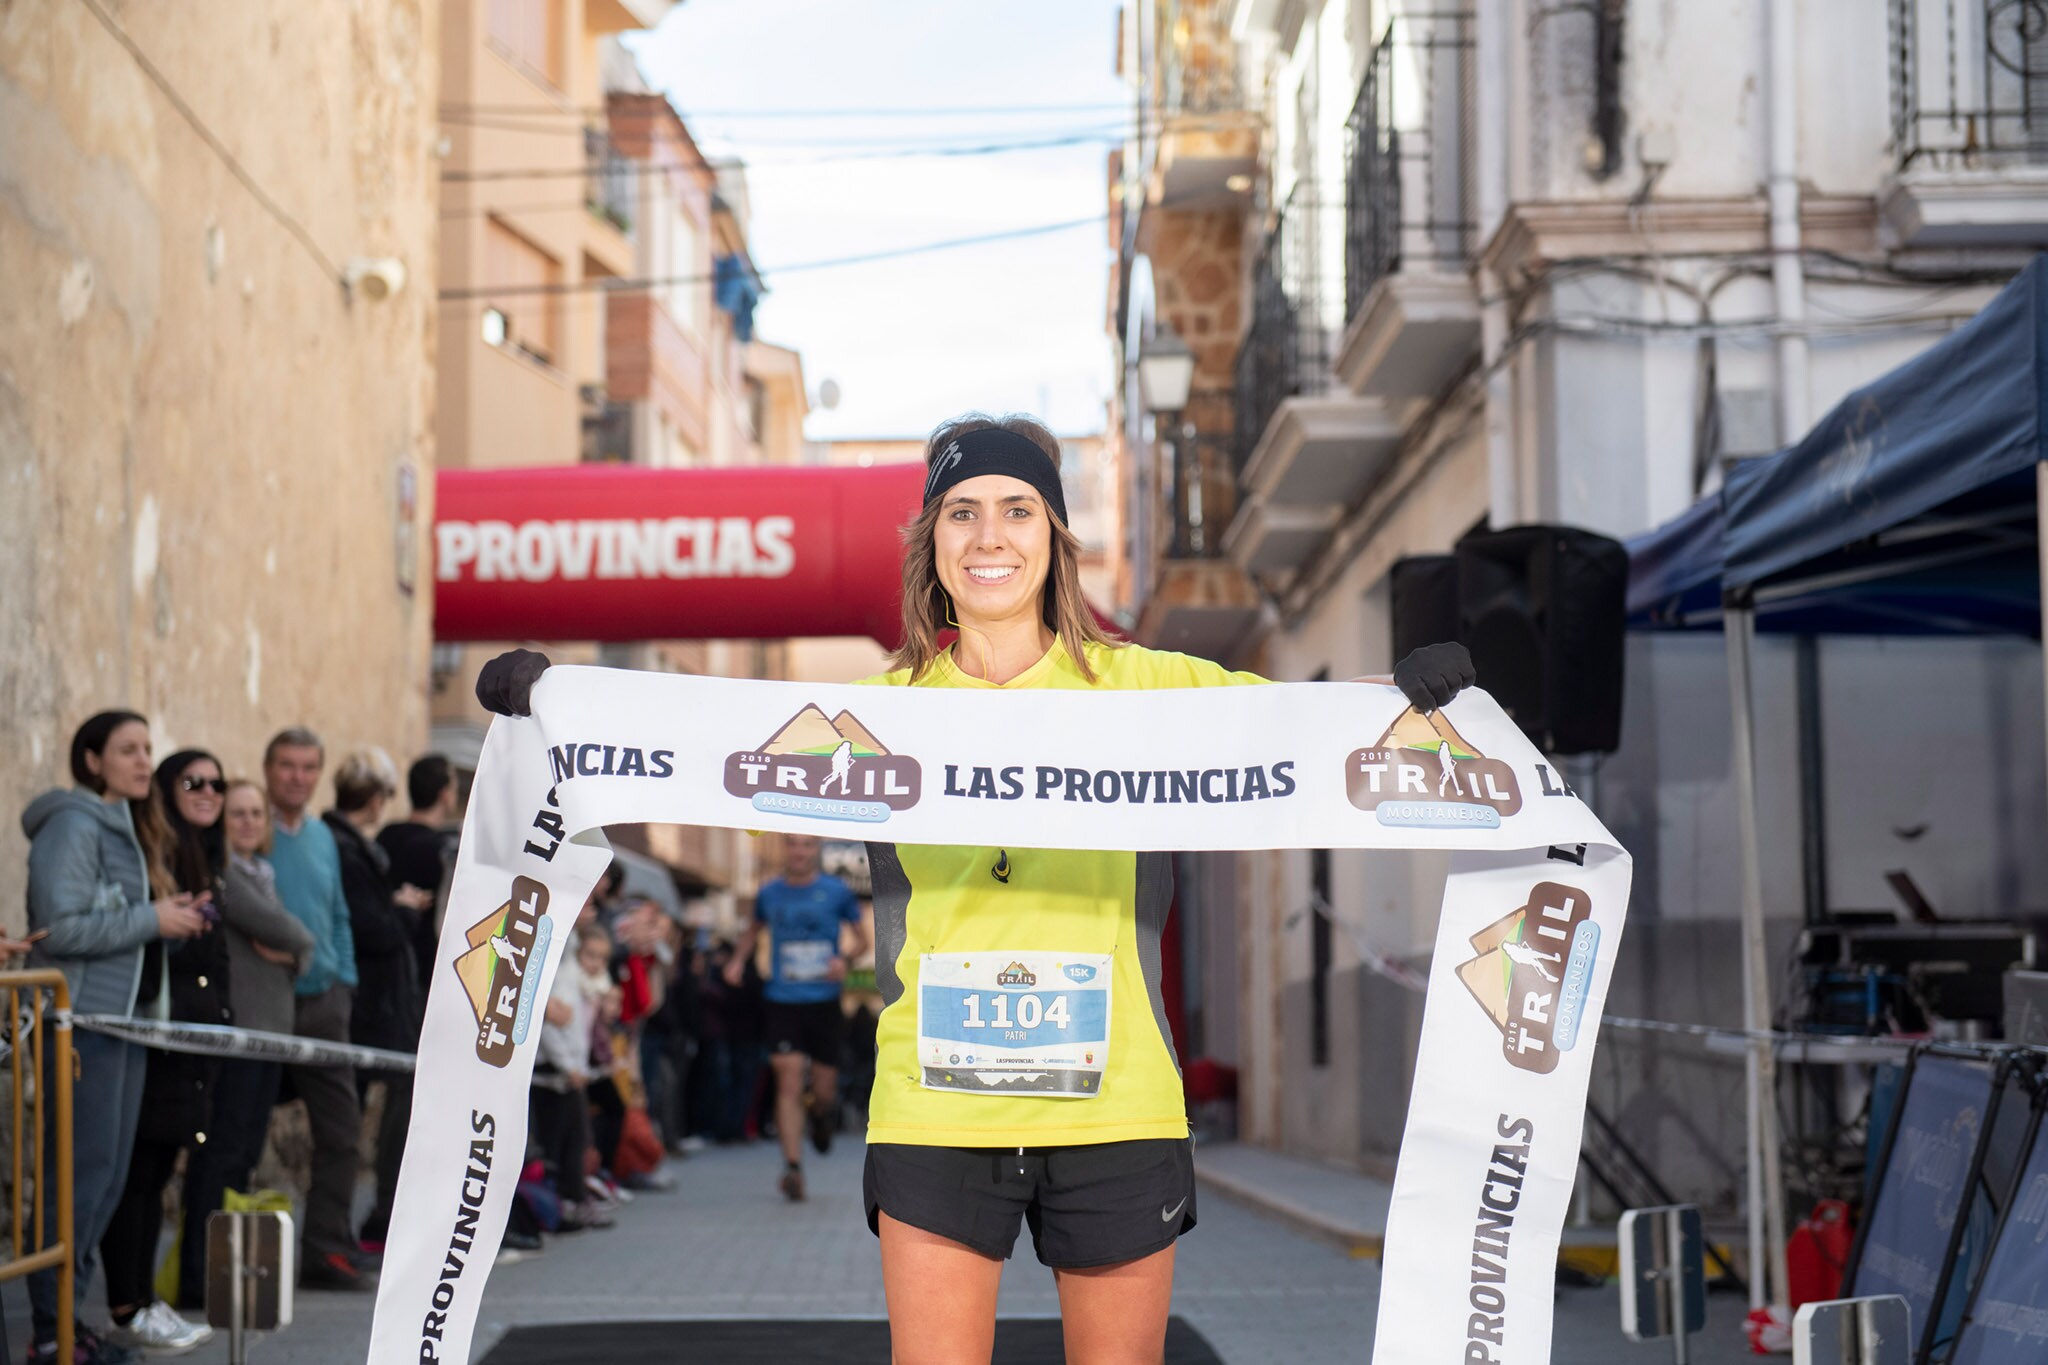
1792, 1296, 1911, 1365
53, 982, 73, 1365
0, 972, 74, 1364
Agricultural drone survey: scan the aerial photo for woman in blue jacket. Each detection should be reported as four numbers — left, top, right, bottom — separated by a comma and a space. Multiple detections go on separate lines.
20, 712, 211, 1365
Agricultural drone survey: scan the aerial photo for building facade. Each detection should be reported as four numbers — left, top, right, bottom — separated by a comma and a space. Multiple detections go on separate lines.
434, 2, 824, 916
0, 0, 441, 923
1111, 0, 2048, 1211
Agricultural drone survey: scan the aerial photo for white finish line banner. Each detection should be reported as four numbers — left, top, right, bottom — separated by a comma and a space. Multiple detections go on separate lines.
368, 666, 1631, 1365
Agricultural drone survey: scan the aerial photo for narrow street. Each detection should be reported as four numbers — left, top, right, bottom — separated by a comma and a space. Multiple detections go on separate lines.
58, 1138, 1759, 1364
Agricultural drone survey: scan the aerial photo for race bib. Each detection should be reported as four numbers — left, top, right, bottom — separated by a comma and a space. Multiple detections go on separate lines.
916, 950, 1111, 1098
779, 940, 835, 983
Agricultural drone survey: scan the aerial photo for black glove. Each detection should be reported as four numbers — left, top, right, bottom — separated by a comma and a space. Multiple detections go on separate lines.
1393, 642, 1475, 714
475, 649, 551, 717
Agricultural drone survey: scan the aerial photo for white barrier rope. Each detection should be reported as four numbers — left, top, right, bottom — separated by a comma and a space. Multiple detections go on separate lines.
1340, 923, 2039, 1061
67, 1013, 417, 1071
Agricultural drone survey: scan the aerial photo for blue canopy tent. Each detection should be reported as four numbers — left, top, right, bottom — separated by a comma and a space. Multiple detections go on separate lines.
1622, 255, 2048, 1322
1629, 244, 2047, 635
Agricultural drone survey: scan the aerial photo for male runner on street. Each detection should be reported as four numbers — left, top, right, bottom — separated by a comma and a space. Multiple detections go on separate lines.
726, 833, 867, 1200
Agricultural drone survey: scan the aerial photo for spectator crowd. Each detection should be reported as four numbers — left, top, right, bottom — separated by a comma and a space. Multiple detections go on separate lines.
14, 708, 856, 1365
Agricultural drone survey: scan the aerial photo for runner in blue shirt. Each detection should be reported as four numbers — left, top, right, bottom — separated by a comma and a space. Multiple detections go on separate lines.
726, 833, 868, 1201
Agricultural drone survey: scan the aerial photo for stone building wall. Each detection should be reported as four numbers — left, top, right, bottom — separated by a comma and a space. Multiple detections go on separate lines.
0, 0, 440, 925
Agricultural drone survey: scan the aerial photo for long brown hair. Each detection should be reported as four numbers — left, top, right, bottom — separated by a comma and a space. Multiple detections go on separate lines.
70, 710, 177, 897
888, 413, 1117, 683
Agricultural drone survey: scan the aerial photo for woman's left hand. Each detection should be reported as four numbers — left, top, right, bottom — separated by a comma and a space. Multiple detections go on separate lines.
1390, 642, 1476, 713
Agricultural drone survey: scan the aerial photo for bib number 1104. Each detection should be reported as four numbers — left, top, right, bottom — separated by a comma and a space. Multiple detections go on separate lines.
960, 992, 1072, 1033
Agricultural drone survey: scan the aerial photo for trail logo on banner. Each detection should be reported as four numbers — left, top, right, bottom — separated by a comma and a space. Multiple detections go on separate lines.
1346, 707, 1523, 829
1458, 882, 1599, 1074
724, 703, 922, 822
997, 962, 1037, 987
452, 877, 552, 1067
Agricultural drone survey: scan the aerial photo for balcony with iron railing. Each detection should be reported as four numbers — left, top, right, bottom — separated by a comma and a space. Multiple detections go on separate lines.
1333, 11, 1481, 400
1163, 391, 1240, 560
585, 127, 636, 236
580, 384, 634, 463
1881, 0, 2048, 244
1223, 187, 1404, 579
1233, 190, 1337, 473
1134, 388, 1263, 661
1140, 0, 1259, 208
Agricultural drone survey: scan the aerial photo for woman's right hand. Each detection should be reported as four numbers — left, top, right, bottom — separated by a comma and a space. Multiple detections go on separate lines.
252, 942, 299, 969
475, 649, 552, 717
154, 892, 212, 940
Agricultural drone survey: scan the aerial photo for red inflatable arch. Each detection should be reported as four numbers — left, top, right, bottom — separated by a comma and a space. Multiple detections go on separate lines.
433, 464, 926, 644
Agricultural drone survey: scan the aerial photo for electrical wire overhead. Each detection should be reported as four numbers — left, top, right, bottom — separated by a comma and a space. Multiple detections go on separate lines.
437, 122, 1210, 180
438, 213, 1106, 303
438, 100, 1141, 120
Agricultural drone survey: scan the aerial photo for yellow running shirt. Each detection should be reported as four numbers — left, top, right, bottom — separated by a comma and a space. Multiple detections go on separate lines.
856, 638, 1265, 1148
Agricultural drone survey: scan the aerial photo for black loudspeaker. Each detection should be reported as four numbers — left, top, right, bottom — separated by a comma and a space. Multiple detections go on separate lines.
1455, 525, 1628, 755
1388, 555, 1460, 662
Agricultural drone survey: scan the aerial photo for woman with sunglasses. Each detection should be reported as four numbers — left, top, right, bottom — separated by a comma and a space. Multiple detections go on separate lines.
176, 778, 314, 1310
98, 752, 233, 1355
476, 413, 1476, 1364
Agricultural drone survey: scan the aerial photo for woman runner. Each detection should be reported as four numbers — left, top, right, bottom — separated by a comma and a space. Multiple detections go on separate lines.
477, 413, 1474, 1364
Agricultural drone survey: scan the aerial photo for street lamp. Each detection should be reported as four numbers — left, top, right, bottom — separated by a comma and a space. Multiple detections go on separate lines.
1137, 327, 1203, 555
1137, 327, 1196, 417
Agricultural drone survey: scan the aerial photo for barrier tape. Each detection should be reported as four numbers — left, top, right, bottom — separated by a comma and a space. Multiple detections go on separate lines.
1341, 926, 2039, 1060
67, 1013, 417, 1072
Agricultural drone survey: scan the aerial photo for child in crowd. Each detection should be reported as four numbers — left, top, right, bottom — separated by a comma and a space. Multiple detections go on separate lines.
530, 920, 620, 1230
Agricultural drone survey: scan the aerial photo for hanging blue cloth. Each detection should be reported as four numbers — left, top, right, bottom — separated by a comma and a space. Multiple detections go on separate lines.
714, 254, 763, 343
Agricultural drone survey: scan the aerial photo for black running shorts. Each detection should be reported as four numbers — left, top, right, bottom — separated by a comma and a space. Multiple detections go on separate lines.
863, 1138, 1196, 1269
766, 999, 844, 1066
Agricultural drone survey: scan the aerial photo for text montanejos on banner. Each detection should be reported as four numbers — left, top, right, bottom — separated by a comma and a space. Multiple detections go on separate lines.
367, 667, 1631, 1365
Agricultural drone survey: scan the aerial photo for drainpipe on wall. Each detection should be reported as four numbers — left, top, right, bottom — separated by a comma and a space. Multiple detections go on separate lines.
1738, 0, 1804, 1330
1768, 0, 1809, 441
1478, 0, 1517, 528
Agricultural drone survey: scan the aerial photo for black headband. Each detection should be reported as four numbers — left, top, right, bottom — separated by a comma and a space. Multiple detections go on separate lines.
922, 428, 1068, 528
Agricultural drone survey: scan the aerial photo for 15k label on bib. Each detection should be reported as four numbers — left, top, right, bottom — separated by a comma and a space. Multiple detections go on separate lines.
916, 950, 1112, 1098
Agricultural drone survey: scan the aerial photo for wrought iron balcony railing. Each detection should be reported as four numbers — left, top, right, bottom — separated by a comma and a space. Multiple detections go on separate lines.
1158, 0, 1246, 116
1164, 391, 1237, 559
1234, 188, 1341, 472
1344, 11, 1477, 319
585, 127, 636, 233
580, 387, 634, 464
1892, 0, 2048, 167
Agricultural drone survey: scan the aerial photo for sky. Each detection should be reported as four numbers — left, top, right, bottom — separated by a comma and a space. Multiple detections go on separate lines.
627, 0, 1128, 441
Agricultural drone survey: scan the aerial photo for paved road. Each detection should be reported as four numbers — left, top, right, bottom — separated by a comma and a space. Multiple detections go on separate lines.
11, 1137, 1759, 1362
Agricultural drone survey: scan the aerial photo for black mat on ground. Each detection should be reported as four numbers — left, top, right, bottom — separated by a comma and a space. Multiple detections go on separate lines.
479, 1316, 1224, 1363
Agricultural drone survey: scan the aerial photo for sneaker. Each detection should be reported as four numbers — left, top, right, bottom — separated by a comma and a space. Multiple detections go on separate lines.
300, 1250, 376, 1292
590, 1170, 633, 1204
558, 1199, 616, 1231
27, 1323, 139, 1364
502, 1225, 544, 1252
808, 1106, 835, 1157
106, 1303, 210, 1355
620, 1167, 674, 1193
778, 1165, 806, 1202
676, 1134, 708, 1155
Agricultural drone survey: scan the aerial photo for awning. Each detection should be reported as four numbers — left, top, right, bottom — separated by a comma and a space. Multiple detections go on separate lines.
1628, 255, 2047, 638
1724, 257, 2045, 593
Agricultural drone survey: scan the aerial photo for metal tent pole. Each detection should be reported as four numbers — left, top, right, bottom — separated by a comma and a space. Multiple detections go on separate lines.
1725, 603, 1790, 1315
2038, 464, 2046, 811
